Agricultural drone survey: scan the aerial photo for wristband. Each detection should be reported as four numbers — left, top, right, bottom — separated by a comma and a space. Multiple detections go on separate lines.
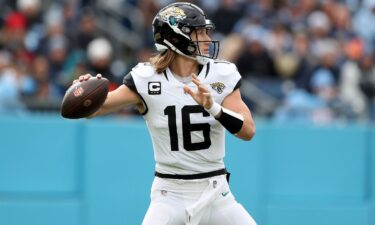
206, 102, 222, 117
217, 108, 244, 134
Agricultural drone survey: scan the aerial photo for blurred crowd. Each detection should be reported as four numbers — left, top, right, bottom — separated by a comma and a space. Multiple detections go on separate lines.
1, 0, 375, 124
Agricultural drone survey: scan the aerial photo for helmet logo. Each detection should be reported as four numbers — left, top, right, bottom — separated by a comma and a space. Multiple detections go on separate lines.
169, 16, 176, 25
160, 6, 186, 22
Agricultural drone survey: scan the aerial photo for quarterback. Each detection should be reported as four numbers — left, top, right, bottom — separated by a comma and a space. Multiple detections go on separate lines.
76, 2, 256, 225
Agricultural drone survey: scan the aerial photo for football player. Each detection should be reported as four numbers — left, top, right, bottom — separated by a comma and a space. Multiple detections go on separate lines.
76, 2, 256, 225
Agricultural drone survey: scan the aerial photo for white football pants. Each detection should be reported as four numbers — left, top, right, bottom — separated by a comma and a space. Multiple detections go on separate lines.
142, 174, 257, 225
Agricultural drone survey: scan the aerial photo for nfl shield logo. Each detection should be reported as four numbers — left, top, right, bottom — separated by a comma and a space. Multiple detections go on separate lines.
73, 86, 84, 97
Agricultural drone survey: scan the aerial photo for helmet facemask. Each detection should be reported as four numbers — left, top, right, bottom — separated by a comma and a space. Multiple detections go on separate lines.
189, 20, 220, 64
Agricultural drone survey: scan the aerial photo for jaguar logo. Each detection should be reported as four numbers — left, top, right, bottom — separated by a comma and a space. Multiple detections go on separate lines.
160, 6, 186, 22
210, 82, 225, 94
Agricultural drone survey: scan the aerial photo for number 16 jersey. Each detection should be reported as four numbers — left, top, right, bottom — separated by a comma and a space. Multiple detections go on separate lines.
123, 59, 242, 175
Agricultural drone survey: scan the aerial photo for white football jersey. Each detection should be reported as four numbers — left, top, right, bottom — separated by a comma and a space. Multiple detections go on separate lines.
123, 59, 242, 175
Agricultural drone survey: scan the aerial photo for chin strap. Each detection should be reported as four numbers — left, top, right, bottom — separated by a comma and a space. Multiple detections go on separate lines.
155, 42, 210, 65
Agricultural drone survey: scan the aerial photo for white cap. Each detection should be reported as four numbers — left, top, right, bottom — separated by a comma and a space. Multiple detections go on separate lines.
87, 38, 113, 62
307, 11, 331, 31
17, 0, 41, 11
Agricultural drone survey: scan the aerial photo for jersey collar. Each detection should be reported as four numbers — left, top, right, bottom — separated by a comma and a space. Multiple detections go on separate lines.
163, 62, 210, 83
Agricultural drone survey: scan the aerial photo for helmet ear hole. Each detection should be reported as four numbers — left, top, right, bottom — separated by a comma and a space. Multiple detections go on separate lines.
181, 26, 191, 34
187, 45, 196, 54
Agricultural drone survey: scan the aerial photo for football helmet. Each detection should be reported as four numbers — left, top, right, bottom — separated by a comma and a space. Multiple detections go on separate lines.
152, 2, 219, 64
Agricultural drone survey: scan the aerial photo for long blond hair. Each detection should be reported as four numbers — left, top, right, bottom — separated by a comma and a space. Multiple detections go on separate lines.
149, 50, 176, 74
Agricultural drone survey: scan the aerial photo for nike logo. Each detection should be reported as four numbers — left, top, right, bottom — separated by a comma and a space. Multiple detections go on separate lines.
221, 191, 230, 197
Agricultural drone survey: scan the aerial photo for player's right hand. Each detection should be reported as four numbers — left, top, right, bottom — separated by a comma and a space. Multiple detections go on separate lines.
183, 73, 213, 109
73, 74, 102, 84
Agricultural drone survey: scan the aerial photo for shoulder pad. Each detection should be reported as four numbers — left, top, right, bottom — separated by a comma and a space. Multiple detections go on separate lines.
211, 60, 238, 76
131, 62, 156, 78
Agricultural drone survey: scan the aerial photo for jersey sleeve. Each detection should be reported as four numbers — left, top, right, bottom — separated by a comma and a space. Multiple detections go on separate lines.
230, 65, 242, 92
233, 78, 241, 91
123, 72, 138, 94
122, 62, 156, 93
121, 63, 157, 116
212, 60, 242, 94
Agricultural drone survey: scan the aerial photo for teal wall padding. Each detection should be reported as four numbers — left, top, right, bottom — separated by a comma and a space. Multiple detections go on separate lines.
0, 114, 374, 225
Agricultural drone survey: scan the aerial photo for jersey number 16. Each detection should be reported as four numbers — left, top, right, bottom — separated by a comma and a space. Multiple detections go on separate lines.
164, 105, 211, 151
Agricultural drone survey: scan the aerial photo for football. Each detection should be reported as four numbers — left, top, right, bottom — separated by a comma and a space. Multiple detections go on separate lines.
61, 77, 109, 119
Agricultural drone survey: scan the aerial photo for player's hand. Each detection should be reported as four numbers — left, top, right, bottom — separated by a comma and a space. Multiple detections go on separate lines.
183, 73, 213, 109
73, 74, 102, 84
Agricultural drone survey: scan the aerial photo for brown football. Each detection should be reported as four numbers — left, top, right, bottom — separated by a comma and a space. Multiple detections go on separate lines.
61, 77, 109, 119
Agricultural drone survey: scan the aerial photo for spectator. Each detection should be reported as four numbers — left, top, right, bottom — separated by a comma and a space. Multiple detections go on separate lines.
29, 55, 61, 100
306, 39, 341, 93
236, 25, 278, 79
0, 51, 33, 113
264, 21, 293, 56
0, 0, 374, 122
86, 37, 119, 90
17, 0, 44, 53
274, 67, 355, 123
339, 38, 368, 119
3, 11, 34, 69
210, 0, 244, 35
289, 32, 314, 90
358, 53, 375, 121
73, 7, 101, 51
307, 10, 332, 58
353, 0, 375, 51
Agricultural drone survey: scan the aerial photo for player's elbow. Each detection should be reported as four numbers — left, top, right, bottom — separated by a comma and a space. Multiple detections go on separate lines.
244, 127, 256, 141
237, 125, 256, 141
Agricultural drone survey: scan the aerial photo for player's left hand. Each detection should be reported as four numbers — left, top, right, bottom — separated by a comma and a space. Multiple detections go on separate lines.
183, 73, 213, 109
